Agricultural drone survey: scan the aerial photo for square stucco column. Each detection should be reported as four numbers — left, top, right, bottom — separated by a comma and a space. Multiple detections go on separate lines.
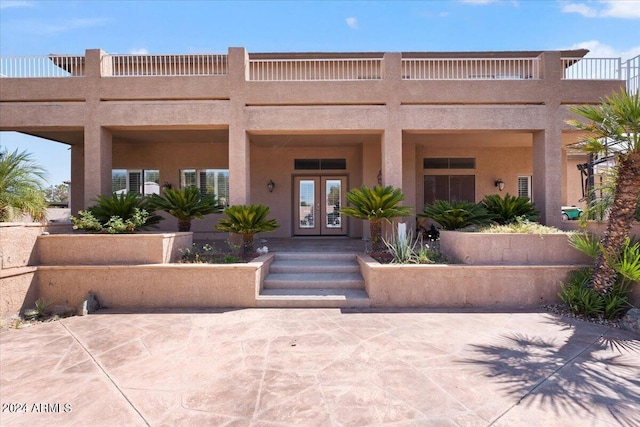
533, 129, 562, 227
83, 126, 112, 208
70, 144, 85, 213
381, 128, 402, 189
229, 128, 250, 205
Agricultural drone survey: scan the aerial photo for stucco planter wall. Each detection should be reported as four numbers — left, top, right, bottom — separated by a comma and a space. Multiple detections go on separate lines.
358, 254, 583, 308
439, 231, 592, 265
37, 253, 273, 310
560, 221, 640, 237
37, 232, 193, 265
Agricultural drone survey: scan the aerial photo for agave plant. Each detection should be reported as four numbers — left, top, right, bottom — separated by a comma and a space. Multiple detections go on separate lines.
340, 185, 413, 253
215, 204, 279, 259
420, 200, 493, 231
481, 193, 539, 224
148, 186, 222, 232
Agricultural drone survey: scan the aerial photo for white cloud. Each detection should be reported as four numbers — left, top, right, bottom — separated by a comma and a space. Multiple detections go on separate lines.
565, 40, 640, 61
346, 17, 357, 29
0, 1, 35, 9
129, 48, 149, 55
562, 1, 640, 19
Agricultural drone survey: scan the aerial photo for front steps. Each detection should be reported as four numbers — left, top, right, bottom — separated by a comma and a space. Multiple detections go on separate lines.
257, 253, 369, 308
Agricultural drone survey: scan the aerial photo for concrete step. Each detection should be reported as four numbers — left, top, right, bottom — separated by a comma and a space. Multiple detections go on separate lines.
274, 252, 357, 262
256, 288, 370, 308
263, 273, 364, 289
269, 260, 360, 274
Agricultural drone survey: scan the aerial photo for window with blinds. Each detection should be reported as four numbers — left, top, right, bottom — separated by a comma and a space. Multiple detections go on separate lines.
180, 169, 230, 206
111, 169, 159, 195
518, 176, 532, 200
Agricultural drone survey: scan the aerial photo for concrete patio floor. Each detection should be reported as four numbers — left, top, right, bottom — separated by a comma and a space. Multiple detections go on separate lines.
0, 309, 638, 426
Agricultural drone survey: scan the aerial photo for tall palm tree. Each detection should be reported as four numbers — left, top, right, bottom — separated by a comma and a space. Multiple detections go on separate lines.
0, 146, 48, 222
567, 89, 640, 293
215, 204, 279, 259
148, 186, 222, 231
340, 185, 413, 253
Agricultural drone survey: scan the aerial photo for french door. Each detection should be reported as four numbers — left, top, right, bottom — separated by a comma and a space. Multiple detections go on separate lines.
293, 176, 347, 236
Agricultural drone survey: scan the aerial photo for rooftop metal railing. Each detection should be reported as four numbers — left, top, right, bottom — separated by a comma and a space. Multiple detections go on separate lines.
0, 55, 84, 77
561, 57, 622, 80
622, 55, 639, 94
248, 58, 383, 81
401, 57, 541, 80
103, 54, 228, 77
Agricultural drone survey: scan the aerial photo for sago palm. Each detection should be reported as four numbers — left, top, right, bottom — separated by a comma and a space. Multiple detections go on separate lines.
89, 192, 163, 228
567, 89, 640, 293
481, 193, 539, 224
0, 146, 48, 222
215, 204, 279, 258
149, 186, 222, 232
420, 200, 493, 230
340, 185, 413, 253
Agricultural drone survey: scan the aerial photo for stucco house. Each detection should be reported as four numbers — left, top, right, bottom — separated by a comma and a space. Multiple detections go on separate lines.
0, 48, 636, 238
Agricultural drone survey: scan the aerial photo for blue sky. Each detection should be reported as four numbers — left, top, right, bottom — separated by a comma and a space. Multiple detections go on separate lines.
1, 0, 639, 186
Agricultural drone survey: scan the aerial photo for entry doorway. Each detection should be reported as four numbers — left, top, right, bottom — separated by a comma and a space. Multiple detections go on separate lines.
293, 176, 347, 236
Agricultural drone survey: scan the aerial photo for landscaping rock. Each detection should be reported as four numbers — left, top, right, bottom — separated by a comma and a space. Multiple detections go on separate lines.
78, 292, 101, 316
619, 308, 640, 335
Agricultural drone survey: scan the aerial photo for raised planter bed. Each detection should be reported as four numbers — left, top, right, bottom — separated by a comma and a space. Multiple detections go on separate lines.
37, 232, 193, 265
357, 254, 586, 308
37, 254, 274, 310
439, 230, 592, 265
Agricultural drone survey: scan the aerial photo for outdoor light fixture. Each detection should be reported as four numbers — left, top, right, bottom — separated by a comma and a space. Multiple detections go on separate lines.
267, 179, 275, 192
163, 182, 172, 190
494, 179, 505, 192
377, 170, 382, 185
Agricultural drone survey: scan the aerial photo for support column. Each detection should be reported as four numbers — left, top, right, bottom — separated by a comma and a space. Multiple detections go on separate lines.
533, 128, 563, 227
381, 128, 403, 189
70, 144, 84, 213
227, 47, 250, 206
83, 126, 112, 208
229, 128, 250, 205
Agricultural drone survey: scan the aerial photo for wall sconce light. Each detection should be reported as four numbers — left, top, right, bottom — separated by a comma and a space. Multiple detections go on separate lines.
377, 170, 382, 185
267, 179, 275, 193
162, 182, 172, 190
494, 179, 505, 192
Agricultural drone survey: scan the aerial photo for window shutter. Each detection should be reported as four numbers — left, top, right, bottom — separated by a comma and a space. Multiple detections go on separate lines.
518, 176, 532, 200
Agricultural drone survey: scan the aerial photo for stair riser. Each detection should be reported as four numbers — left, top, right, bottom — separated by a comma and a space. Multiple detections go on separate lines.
255, 298, 370, 309
269, 265, 360, 274
275, 253, 357, 262
263, 280, 364, 290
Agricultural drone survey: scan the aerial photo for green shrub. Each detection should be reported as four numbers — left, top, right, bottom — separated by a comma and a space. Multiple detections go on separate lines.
568, 232, 601, 259
148, 186, 222, 232
481, 193, 539, 224
72, 192, 162, 233
215, 204, 279, 259
419, 200, 493, 230
72, 208, 152, 234
559, 268, 632, 320
478, 217, 562, 234
87, 192, 162, 226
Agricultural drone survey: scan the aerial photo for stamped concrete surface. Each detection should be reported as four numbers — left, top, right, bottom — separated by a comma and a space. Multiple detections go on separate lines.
0, 309, 638, 427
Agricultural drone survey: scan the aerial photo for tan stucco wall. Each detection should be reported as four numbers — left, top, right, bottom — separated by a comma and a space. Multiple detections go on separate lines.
37, 233, 192, 265
358, 255, 578, 308
36, 259, 269, 309
0, 47, 626, 229
439, 231, 592, 265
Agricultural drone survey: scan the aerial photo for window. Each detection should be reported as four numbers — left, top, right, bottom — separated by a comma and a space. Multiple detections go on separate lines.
180, 169, 230, 206
294, 159, 346, 170
424, 175, 475, 204
423, 158, 475, 169
112, 169, 159, 195
518, 176, 532, 200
